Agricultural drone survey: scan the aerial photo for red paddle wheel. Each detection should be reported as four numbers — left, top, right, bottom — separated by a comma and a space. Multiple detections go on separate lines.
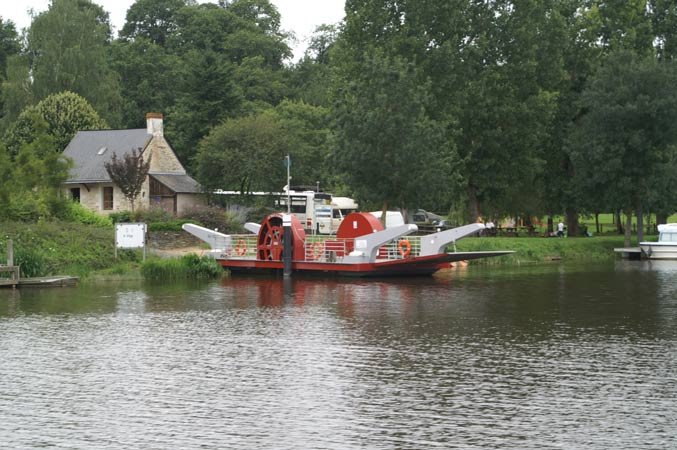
257, 213, 306, 261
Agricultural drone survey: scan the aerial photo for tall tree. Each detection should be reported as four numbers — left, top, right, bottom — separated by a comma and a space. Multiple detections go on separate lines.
0, 113, 72, 221
332, 51, 456, 213
4, 91, 107, 156
111, 38, 181, 128
166, 50, 243, 164
119, 0, 191, 46
650, 0, 677, 60
0, 18, 20, 76
0, 55, 33, 132
568, 51, 677, 245
273, 100, 332, 188
336, 0, 558, 219
0, 19, 22, 129
194, 111, 290, 194
288, 24, 340, 106
26, 0, 121, 126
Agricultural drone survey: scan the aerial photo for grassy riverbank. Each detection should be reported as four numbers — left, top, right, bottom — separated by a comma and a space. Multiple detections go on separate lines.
0, 220, 221, 280
0, 220, 121, 277
456, 235, 634, 265
1, 219, 638, 278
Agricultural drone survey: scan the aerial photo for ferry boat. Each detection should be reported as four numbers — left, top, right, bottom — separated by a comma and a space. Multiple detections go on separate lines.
183, 212, 512, 277
639, 223, 677, 259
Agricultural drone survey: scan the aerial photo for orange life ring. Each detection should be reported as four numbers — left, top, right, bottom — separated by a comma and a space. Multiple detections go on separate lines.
398, 239, 412, 258
311, 242, 324, 259
234, 239, 247, 256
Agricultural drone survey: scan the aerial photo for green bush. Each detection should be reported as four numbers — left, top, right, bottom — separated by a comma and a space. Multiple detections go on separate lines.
141, 254, 222, 280
13, 247, 47, 277
246, 205, 276, 224
1, 220, 135, 278
180, 205, 244, 233
147, 219, 194, 232
58, 201, 113, 227
109, 211, 133, 223
134, 207, 172, 223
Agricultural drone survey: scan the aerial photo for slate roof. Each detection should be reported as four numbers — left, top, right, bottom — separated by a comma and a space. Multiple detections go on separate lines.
63, 129, 152, 183
151, 174, 202, 194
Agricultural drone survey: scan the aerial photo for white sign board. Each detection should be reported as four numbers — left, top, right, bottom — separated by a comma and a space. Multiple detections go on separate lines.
116, 223, 146, 249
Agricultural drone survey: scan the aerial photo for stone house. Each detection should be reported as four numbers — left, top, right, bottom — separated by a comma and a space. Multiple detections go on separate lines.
62, 113, 205, 216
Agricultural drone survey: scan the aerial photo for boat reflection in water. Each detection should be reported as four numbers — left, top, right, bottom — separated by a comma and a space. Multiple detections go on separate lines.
1, 263, 675, 450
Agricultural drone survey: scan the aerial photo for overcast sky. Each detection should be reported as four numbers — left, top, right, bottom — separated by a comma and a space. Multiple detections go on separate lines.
1, 0, 346, 60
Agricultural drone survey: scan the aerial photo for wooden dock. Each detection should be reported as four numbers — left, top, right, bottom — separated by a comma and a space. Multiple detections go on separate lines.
1, 240, 78, 289
614, 247, 644, 260
0, 239, 20, 288
0, 265, 20, 288
18, 276, 79, 288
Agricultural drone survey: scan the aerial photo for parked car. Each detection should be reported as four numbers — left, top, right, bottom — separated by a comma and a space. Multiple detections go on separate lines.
411, 209, 451, 231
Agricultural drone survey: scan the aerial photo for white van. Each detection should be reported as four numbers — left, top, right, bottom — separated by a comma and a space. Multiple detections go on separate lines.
316, 196, 359, 234
278, 190, 332, 232
369, 211, 405, 228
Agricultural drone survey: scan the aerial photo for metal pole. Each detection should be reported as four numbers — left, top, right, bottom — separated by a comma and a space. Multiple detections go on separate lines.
7, 239, 13, 266
286, 155, 291, 214
282, 214, 292, 278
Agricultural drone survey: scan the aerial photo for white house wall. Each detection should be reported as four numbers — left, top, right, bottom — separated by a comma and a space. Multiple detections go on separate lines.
65, 181, 153, 215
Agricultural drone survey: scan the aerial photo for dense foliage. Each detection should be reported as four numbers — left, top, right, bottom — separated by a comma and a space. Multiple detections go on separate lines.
0, 0, 676, 244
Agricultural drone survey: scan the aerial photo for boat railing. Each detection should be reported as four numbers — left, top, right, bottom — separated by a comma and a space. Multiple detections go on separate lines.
303, 235, 421, 262
220, 234, 423, 262
222, 235, 259, 258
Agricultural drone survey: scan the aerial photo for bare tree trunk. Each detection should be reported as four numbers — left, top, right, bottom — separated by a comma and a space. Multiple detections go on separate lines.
624, 209, 632, 248
566, 207, 579, 237
547, 216, 553, 234
595, 212, 600, 234
400, 207, 409, 224
636, 204, 644, 242
380, 201, 388, 227
615, 210, 624, 234
467, 185, 481, 222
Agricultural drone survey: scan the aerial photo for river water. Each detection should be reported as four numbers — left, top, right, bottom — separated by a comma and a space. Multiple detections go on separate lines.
0, 261, 675, 449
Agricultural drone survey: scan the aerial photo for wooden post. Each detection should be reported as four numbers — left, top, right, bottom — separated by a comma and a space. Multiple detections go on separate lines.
7, 239, 13, 266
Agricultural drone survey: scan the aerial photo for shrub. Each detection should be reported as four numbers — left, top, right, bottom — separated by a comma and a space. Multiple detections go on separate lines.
246, 205, 277, 224
132, 206, 173, 223
58, 201, 113, 227
109, 211, 133, 223
140, 254, 222, 280
180, 205, 244, 233
13, 247, 48, 277
147, 219, 194, 232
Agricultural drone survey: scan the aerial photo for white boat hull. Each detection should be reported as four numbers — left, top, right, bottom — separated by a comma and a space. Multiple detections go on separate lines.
639, 242, 677, 259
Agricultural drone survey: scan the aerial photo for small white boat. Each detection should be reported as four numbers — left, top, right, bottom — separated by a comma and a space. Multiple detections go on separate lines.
639, 224, 677, 259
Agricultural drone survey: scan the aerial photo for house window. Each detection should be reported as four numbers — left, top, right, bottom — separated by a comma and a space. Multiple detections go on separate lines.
103, 186, 114, 210
70, 188, 80, 203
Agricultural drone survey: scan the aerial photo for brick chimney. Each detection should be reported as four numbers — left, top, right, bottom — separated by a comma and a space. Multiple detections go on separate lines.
146, 112, 164, 136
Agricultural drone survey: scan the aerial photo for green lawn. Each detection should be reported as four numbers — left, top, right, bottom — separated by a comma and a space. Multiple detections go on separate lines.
456, 235, 631, 265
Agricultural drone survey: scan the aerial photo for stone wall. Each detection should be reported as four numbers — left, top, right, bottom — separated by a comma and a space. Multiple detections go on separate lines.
147, 231, 203, 249
148, 136, 186, 174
